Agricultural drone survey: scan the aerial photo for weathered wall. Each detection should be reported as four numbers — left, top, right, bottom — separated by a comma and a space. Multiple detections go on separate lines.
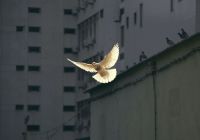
90, 35, 200, 140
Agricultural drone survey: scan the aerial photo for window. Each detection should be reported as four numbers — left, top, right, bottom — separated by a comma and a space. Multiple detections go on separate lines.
120, 8, 124, 21
126, 17, 129, 29
28, 7, 41, 13
139, 3, 143, 27
64, 67, 75, 72
134, 12, 137, 25
64, 28, 76, 34
29, 26, 41, 32
63, 105, 75, 112
28, 66, 40, 71
170, 0, 174, 12
28, 105, 40, 111
28, 46, 41, 53
15, 105, 24, 110
28, 85, 40, 92
27, 125, 40, 131
120, 26, 124, 47
63, 125, 75, 131
100, 9, 104, 18
64, 86, 75, 92
64, 9, 72, 15
16, 26, 24, 32
16, 65, 25, 71
120, 53, 125, 60
64, 48, 73, 54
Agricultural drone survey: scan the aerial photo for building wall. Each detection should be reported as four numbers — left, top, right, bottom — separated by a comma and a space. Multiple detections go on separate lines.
89, 35, 200, 140
0, 0, 78, 140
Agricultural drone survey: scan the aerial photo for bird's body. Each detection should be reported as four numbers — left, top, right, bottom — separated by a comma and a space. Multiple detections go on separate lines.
67, 44, 119, 83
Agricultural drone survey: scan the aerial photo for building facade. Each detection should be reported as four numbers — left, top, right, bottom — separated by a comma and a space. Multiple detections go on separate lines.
1, 0, 200, 140
88, 34, 200, 140
0, 0, 78, 140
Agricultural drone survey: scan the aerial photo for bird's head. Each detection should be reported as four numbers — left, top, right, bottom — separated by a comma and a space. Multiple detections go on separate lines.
92, 62, 96, 66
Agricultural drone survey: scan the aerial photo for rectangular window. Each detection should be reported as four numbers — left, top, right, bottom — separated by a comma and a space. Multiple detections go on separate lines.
28, 105, 40, 111
134, 12, 137, 25
126, 17, 129, 29
63, 125, 75, 131
27, 125, 40, 131
100, 9, 104, 18
120, 26, 124, 47
139, 3, 143, 27
28, 85, 40, 92
170, 0, 174, 12
64, 67, 75, 72
16, 65, 25, 71
28, 7, 41, 13
64, 28, 76, 34
64, 48, 73, 54
29, 26, 41, 32
15, 105, 24, 110
120, 53, 125, 60
28, 46, 41, 53
63, 105, 75, 112
64, 9, 72, 15
16, 26, 24, 32
28, 66, 40, 71
64, 86, 75, 92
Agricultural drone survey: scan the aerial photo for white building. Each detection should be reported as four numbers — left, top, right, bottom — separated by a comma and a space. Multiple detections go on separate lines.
0, 0, 78, 140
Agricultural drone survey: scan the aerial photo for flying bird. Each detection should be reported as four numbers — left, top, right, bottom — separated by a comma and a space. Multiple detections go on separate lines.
67, 43, 119, 83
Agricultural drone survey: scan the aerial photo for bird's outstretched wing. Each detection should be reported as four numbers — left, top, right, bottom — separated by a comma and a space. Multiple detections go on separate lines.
67, 58, 97, 73
100, 43, 119, 68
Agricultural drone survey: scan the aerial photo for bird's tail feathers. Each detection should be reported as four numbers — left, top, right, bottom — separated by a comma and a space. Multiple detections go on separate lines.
92, 69, 117, 83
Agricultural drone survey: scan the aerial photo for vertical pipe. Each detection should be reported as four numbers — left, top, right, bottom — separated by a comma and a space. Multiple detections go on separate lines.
152, 61, 157, 140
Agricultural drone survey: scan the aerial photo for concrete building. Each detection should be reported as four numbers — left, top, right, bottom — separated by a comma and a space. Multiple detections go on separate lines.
87, 34, 200, 140
1, 0, 200, 140
0, 0, 78, 140
75, 1, 200, 139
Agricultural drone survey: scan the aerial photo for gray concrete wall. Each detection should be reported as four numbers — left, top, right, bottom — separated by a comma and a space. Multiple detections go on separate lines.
89, 35, 200, 140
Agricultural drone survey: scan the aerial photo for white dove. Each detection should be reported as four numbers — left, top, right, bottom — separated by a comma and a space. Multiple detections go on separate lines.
67, 43, 119, 83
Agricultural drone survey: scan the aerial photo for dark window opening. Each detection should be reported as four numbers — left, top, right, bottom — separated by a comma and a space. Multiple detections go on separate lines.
100, 9, 104, 18
27, 105, 40, 111
64, 86, 75, 92
28, 46, 41, 53
63, 125, 75, 131
134, 12, 137, 25
16, 26, 24, 32
120, 53, 125, 60
64, 28, 76, 34
126, 17, 129, 29
15, 105, 24, 110
64, 48, 73, 53
170, 0, 174, 12
28, 85, 40, 92
27, 125, 40, 131
139, 3, 143, 27
16, 65, 25, 71
120, 26, 124, 47
28, 66, 40, 71
63, 105, 75, 112
28, 7, 41, 13
64, 9, 72, 15
64, 67, 75, 72
29, 26, 41, 32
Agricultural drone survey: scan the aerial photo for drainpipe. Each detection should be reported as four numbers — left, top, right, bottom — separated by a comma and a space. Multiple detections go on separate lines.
152, 61, 157, 140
